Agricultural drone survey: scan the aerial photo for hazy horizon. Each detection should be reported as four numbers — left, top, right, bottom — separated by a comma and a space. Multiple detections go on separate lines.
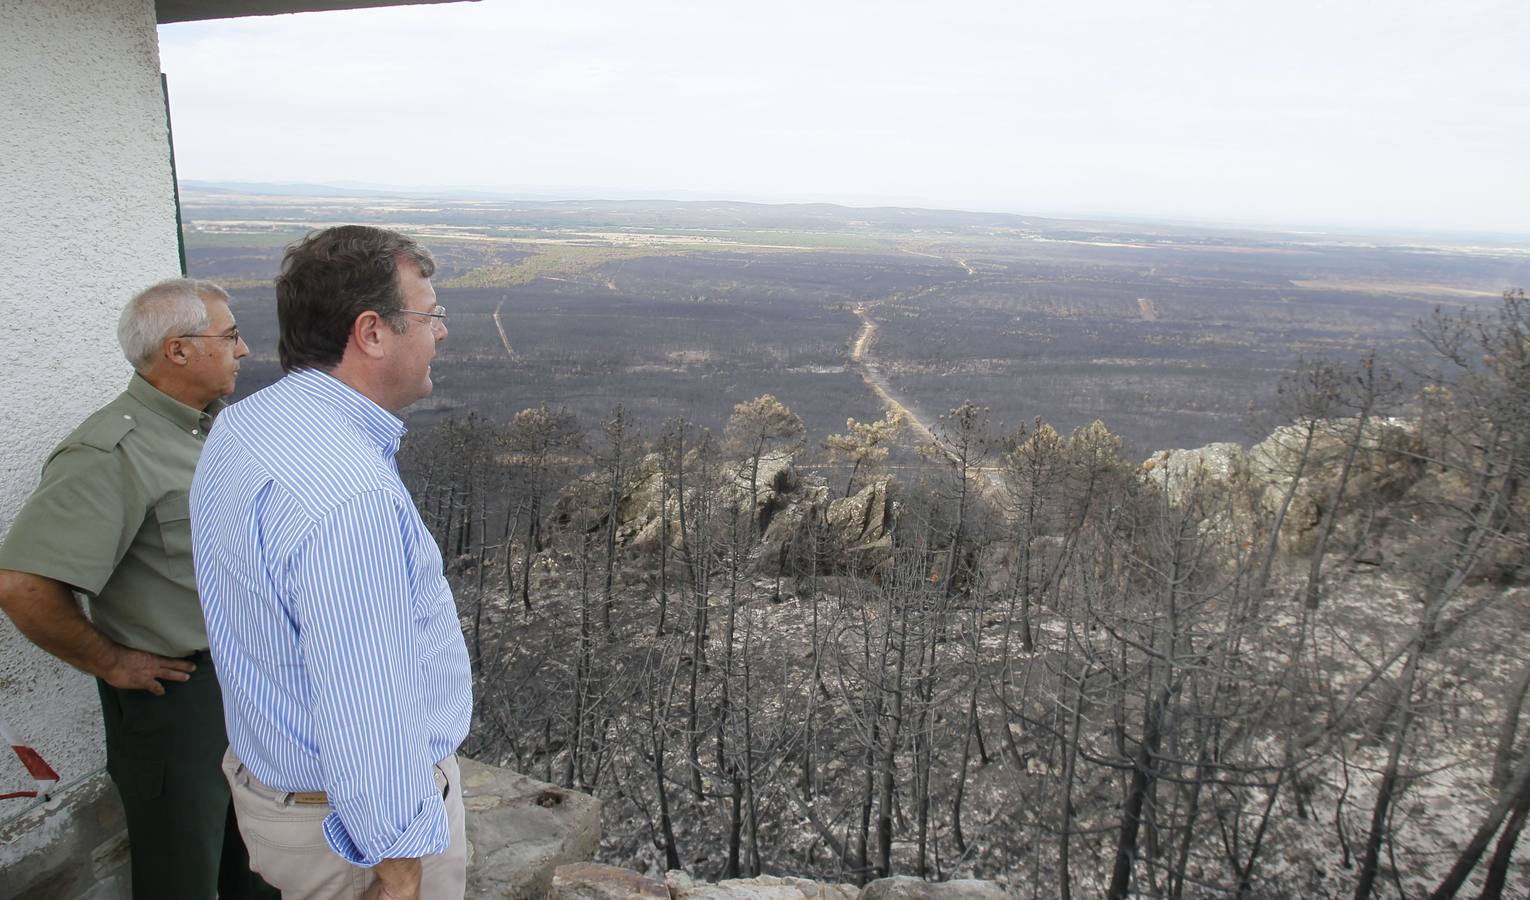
181, 177, 1530, 245
159, 0, 1529, 236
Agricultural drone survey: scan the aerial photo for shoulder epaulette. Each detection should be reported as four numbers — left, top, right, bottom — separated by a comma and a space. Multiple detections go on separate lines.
76, 413, 137, 452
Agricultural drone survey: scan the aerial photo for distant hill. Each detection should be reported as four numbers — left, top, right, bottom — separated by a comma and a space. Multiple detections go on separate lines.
180, 180, 1530, 248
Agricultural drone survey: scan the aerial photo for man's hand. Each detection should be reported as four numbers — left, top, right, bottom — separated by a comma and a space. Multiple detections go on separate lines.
361, 857, 422, 900
103, 645, 195, 695
0, 569, 192, 694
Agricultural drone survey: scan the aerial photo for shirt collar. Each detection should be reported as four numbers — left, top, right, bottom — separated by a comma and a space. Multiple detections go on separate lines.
286, 368, 407, 459
126, 373, 223, 435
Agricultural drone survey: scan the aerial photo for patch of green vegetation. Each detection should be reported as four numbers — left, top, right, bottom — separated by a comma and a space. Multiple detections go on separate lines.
183, 227, 312, 249
441, 243, 684, 289
660, 229, 893, 250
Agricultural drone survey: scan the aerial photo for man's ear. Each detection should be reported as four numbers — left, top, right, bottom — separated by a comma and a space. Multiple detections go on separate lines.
351, 310, 392, 360
161, 336, 193, 368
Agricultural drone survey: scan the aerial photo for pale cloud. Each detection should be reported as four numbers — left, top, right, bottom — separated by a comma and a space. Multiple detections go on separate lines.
157, 0, 1530, 233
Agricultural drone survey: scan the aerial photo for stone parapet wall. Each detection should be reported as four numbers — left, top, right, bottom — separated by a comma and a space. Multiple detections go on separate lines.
0, 759, 602, 900
550, 863, 1013, 899
0, 773, 130, 900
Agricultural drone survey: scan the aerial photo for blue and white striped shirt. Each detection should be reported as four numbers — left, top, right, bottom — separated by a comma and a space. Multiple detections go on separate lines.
190, 368, 472, 867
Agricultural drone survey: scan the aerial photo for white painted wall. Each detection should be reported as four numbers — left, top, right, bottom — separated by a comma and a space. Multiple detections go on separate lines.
0, 0, 183, 810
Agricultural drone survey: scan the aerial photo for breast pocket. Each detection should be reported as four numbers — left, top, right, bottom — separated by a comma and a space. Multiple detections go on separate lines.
155, 492, 194, 580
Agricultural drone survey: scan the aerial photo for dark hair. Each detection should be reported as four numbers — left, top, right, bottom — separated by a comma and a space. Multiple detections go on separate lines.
275, 225, 436, 372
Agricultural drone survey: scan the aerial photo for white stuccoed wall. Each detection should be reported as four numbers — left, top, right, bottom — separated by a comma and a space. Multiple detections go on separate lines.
0, 0, 182, 811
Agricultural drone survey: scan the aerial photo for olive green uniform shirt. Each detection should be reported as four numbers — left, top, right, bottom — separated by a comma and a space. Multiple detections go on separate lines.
0, 375, 224, 657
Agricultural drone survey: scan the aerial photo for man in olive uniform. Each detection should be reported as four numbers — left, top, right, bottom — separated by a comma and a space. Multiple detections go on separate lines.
0, 279, 275, 899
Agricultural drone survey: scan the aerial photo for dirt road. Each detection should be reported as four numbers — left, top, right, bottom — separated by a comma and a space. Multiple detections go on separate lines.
850, 304, 939, 448
492, 299, 515, 359
849, 303, 1008, 500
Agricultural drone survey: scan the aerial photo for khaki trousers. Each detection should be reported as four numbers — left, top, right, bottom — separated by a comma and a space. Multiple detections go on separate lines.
222, 747, 467, 900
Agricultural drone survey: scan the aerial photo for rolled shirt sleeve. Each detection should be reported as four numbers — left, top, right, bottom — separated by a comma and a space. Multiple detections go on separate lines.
290, 491, 447, 866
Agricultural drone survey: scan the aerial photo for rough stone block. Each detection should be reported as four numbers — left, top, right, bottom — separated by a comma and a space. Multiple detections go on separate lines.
667, 870, 858, 900
551, 862, 668, 898
463, 757, 603, 899
858, 877, 1010, 899
0, 772, 129, 900
2, 758, 600, 900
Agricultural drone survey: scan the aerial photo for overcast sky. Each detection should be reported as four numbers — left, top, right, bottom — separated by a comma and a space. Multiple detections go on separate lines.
158, 0, 1529, 234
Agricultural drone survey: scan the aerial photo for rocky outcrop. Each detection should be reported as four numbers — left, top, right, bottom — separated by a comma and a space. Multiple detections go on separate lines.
1134, 415, 1530, 586
552, 452, 897, 580
1140, 442, 1246, 506
759, 477, 898, 578
1242, 417, 1425, 555
1141, 417, 1430, 559
824, 479, 897, 567
556, 450, 806, 555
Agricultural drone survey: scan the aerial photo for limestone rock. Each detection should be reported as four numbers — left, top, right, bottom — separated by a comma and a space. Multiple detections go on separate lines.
858, 876, 1011, 899
1142, 442, 1245, 506
463, 757, 603, 899
1244, 418, 1425, 555
550, 449, 895, 581
666, 870, 858, 899
748, 450, 800, 504
822, 478, 898, 575
551, 862, 667, 899
825, 479, 893, 544
756, 476, 898, 578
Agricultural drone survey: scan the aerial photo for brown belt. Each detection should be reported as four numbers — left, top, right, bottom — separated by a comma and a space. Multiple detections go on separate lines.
290, 766, 450, 806
236, 757, 451, 806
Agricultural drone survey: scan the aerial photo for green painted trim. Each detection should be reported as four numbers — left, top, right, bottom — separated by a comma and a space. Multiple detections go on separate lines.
162, 73, 187, 277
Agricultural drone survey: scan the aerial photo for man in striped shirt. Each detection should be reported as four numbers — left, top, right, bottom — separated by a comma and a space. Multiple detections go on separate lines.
191, 226, 473, 900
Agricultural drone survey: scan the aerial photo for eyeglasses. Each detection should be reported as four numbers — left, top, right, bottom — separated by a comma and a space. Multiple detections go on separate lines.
179, 328, 241, 343
397, 305, 448, 323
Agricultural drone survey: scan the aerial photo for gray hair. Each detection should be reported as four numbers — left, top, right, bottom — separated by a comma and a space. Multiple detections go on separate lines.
117, 278, 230, 372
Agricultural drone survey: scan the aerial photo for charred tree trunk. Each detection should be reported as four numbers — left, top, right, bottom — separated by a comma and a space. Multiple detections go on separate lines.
1426, 757, 1530, 900
877, 575, 911, 879
1107, 682, 1170, 900
1492, 660, 1530, 790
1476, 786, 1530, 900
650, 663, 683, 872
520, 493, 540, 612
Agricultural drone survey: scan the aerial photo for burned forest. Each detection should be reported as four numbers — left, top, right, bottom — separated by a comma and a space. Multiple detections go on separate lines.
183, 188, 1530, 896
